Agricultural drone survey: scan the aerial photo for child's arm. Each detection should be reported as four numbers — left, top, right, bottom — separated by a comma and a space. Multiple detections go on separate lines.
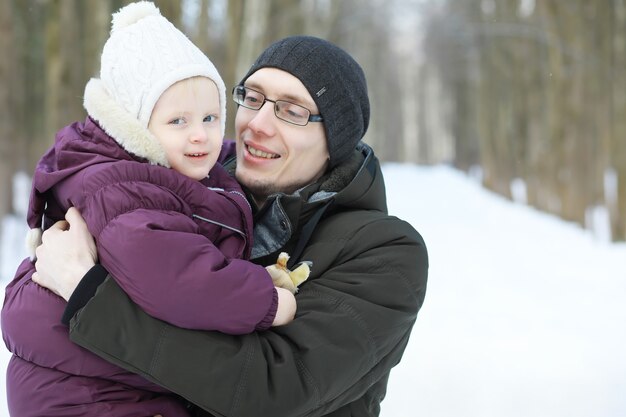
72, 162, 280, 335
94, 208, 277, 334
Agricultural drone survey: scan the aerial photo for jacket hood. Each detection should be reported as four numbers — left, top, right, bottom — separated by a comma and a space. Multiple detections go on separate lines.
26, 117, 168, 256
276, 142, 387, 218
83, 78, 169, 167
315, 142, 387, 213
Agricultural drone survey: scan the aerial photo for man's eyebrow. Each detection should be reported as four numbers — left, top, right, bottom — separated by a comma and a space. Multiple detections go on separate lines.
245, 81, 317, 109
282, 93, 316, 109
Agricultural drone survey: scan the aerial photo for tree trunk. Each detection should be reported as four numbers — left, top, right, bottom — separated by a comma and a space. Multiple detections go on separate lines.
0, 0, 18, 222
611, 0, 626, 240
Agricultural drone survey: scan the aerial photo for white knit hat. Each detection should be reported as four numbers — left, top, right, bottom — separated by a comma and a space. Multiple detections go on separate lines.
83, 1, 226, 167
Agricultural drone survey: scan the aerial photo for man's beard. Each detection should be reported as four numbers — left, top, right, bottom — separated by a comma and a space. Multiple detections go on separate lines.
237, 176, 306, 203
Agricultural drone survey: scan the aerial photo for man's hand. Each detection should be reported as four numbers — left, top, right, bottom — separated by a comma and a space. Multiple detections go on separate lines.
32, 207, 98, 301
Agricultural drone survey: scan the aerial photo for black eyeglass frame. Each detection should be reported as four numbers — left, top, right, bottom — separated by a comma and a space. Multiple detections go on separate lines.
232, 85, 323, 126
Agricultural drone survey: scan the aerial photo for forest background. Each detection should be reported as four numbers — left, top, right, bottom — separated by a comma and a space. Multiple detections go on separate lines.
1, 0, 625, 242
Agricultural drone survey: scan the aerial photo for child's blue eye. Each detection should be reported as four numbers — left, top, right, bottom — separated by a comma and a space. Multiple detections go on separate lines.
169, 118, 185, 125
204, 115, 217, 123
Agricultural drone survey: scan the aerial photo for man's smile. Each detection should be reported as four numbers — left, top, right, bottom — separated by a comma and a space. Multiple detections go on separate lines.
246, 144, 280, 159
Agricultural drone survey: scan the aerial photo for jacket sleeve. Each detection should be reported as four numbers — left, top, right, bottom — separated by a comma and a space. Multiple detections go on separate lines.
95, 208, 277, 334
1, 262, 180, 395
68, 214, 428, 417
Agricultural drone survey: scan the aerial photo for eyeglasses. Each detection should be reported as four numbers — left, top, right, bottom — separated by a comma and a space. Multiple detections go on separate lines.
232, 85, 323, 126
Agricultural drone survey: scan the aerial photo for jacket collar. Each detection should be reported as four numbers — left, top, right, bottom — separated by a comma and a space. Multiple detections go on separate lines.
222, 143, 384, 261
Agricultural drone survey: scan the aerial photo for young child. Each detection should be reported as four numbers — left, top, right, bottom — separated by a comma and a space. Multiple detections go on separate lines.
1, 2, 300, 416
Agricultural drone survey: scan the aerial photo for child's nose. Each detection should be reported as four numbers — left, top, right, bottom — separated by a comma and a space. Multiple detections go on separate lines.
189, 125, 208, 143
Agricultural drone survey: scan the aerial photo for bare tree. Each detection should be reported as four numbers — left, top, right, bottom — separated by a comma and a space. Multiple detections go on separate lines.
0, 0, 18, 222
609, 0, 626, 240
422, 0, 626, 240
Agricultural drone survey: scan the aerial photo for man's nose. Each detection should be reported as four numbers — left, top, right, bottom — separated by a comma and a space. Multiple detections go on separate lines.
248, 101, 277, 135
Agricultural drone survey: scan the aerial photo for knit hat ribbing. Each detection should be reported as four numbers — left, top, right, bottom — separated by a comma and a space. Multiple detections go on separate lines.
83, 1, 226, 166
240, 36, 370, 168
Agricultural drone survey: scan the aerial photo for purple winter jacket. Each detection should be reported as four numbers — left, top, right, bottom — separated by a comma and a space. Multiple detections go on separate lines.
1, 117, 277, 416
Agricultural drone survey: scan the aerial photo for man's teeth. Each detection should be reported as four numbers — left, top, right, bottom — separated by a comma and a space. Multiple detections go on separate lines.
247, 145, 279, 159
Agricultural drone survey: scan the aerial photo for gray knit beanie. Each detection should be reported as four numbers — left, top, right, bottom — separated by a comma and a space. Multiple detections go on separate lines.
240, 36, 370, 168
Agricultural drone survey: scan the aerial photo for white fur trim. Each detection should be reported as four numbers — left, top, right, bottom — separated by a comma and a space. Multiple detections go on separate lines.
25, 228, 42, 261
83, 78, 169, 167
111, 1, 160, 32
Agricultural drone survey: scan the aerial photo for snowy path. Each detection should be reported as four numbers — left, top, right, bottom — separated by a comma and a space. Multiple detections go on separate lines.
383, 164, 626, 417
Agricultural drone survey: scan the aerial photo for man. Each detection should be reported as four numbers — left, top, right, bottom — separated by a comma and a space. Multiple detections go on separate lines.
33, 35, 428, 417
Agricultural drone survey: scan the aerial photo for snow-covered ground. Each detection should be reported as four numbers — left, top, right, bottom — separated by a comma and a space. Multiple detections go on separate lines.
1, 164, 625, 417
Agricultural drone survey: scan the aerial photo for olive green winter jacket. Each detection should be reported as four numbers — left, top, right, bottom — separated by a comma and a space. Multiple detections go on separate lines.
67, 143, 428, 417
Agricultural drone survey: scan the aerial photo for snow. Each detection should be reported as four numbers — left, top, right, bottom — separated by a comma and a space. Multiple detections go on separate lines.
1, 163, 625, 416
